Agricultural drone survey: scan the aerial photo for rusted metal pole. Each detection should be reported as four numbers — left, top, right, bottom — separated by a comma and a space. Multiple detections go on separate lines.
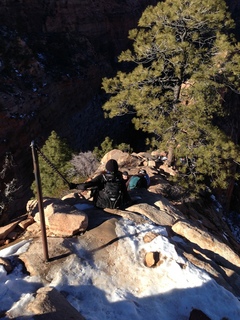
30, 141, 49, 262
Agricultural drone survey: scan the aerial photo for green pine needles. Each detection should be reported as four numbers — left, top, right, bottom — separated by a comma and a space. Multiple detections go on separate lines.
31, 131, 73, 198
102, 0, 240, 199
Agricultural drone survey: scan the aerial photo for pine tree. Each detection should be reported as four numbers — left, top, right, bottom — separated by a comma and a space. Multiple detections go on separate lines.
0, 153, 20, 226
31, 131, 73, 197
93, 136, 114, 160
102, 0, 240, 198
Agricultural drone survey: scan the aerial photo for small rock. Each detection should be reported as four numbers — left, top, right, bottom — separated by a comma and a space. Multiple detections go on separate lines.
143, 232, 159, 243
144, 252, 163, 268
0, 257, 13, 273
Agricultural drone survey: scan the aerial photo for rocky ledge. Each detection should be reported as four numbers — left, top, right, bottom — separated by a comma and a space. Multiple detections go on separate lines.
0, 150, 239, 319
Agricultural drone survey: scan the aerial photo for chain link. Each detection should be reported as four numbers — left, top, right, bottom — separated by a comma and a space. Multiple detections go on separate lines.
34, 144, 70, 187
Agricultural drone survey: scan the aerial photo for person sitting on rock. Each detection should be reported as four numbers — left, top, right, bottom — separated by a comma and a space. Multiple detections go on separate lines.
138, 169, 150, 188
122, 171, 129, 184
70, 159, 131, 209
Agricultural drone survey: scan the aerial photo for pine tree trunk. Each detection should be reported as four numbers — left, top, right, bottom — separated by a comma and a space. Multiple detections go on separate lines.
166, 84, 181, 167
166, 145, 174, 167
224, 163, 237, 214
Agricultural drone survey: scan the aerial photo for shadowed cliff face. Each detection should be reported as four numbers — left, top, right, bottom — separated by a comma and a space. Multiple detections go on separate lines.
226, 0, 240, 40
0, 0, 158, 214
0, 0, 158, 148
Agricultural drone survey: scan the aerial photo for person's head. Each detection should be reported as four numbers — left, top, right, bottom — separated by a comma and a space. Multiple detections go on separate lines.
105, 159, 118, 173
122, 171, 128, 180
138, 169, 146, 175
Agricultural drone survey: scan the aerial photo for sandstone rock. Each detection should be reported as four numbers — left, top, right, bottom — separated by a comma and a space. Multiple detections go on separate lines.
183, 251, 238, 296
104, 207, 147, 224
144, 251, 164, 268
0, 215, 34, 245
220, 266, 240, 297
8, 183, 240, 318
0, 257, 12, 273
61, 192, 84, 205
143, 232, 159, 243
47, 211, 88, 237
127, 195, 183, 227
31, 198, 88, 237
159, 163, 176, 176
24, 222, 41, 238
68, 217, 131, 278
144, 251, 156, 267
19, 237, 73, 278
172, 220, 240, 269
144, 159, 156, 168
150, 191, 183, 218
0, 221, 19, 240
101, 149, 136, 168
25, 287, 85, 320
151, 150, 168, 158
18, 217, 35, 229
26, 199, 39, 216
135, 151, 153, 160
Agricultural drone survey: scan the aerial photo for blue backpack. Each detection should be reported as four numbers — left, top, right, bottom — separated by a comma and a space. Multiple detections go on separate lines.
128, 175, 141, 190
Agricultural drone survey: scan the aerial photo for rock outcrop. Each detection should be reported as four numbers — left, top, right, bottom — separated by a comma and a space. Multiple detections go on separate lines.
0, 149, 240, 319
8, 286, 86, 320
172, 219, 240, 270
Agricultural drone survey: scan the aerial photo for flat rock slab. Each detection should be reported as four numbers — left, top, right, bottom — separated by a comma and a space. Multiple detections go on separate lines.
19, 237, 73, 280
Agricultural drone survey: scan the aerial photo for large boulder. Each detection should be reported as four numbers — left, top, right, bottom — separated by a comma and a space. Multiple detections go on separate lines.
172, 219, 240, 270
27, 198, 88, 237
17, 287, 85, 320
126, 188, 184, 226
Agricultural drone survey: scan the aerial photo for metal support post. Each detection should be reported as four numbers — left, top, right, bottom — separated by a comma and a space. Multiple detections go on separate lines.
30, 141, 49, 262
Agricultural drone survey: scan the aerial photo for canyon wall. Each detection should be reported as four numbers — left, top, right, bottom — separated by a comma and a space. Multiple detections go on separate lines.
0, 0, 158, 214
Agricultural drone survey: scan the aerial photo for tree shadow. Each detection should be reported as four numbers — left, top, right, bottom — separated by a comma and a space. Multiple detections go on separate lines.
25, 281, 240, 320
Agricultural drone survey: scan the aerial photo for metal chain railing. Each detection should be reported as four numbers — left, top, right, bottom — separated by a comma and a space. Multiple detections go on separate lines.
34, 143, 71, 188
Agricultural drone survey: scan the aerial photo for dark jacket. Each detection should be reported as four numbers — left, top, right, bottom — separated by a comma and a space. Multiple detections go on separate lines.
78, 171, 131, 209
